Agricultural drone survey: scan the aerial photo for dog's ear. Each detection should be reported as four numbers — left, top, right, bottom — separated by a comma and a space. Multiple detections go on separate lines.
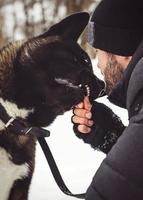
39, 12, 89, 41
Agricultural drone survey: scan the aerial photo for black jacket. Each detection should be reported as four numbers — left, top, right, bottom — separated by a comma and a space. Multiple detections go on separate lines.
74, 40, 143, 199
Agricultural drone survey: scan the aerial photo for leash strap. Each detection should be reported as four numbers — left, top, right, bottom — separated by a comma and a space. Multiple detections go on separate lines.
38, 137, 86, 199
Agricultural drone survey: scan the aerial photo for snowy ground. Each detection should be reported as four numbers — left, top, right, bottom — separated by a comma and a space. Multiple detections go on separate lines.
29, 96, 128, 200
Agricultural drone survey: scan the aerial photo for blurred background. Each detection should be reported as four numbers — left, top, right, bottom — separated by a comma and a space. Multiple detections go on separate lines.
0, 0, 128, 199
0, 0, 101, 49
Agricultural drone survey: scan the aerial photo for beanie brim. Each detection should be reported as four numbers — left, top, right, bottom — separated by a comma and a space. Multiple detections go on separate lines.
88, 22, 143, 56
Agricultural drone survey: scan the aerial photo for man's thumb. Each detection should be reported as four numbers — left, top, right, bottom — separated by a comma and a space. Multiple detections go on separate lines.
84, 96, 92, 111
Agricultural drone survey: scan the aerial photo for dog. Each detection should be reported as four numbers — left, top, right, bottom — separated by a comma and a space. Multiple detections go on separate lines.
0, 12, 105, 200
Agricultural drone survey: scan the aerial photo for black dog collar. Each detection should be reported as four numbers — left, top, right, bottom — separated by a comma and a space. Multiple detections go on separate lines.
0, 103, 50, 138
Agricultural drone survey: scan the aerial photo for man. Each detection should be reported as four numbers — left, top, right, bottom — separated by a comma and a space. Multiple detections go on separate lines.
72, 0, 143, 199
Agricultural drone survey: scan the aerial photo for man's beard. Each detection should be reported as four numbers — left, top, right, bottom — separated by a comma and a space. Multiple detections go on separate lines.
103, 56, 124, 95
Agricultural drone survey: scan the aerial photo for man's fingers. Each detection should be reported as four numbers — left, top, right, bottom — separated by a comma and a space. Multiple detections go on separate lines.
83, 96, 92, 111
77, 125, 91, 134
75, 102, 84, 108
73, 108, 92, 119
73, 97, 93, 134
75, 97, 92, 110
72, 115, 93, 127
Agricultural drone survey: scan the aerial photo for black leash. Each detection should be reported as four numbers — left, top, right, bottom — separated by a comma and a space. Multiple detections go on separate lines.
0, 102, 85, 199
38, 137, 86, 199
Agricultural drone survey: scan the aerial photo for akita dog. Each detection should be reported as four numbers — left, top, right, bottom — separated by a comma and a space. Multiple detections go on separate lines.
0, 12, 104, 200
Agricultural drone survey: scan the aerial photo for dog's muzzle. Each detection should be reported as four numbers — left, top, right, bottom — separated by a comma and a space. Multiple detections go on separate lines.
55, 77, 105, 100
55, 78, 92, 97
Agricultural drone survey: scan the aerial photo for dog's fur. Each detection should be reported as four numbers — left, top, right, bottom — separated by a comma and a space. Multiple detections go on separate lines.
0, 12, 105, 200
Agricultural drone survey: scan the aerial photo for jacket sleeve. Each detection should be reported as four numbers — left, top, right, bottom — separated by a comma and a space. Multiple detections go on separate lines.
73, 101, 125, 154
86, 119, 143, 200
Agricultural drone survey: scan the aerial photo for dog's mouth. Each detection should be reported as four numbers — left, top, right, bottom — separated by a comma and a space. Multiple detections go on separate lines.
80, 84, 90, 97
79, 82, 105, 99
54, 77, 106, 114
55, 78, 91, 97
85, 85, 90, 97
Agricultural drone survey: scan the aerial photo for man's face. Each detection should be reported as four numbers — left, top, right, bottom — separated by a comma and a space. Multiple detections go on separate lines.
96, 49, 130, 94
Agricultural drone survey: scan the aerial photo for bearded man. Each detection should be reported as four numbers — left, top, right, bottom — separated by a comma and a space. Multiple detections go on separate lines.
72, 0, 143, 199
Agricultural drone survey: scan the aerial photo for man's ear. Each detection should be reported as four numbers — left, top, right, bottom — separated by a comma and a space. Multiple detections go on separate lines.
39, 12, 89, 42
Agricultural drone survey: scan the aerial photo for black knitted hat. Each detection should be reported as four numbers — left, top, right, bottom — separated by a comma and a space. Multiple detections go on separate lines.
88, 0, 143, 56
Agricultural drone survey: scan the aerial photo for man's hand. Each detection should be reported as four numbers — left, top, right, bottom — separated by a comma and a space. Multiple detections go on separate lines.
72, 96, 94, 134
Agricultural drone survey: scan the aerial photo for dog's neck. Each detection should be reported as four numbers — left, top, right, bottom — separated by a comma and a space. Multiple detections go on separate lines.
0, 98, 33, 131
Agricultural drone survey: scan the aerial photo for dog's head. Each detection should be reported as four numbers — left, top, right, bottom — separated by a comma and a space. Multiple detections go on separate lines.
2, 12, 105, 127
